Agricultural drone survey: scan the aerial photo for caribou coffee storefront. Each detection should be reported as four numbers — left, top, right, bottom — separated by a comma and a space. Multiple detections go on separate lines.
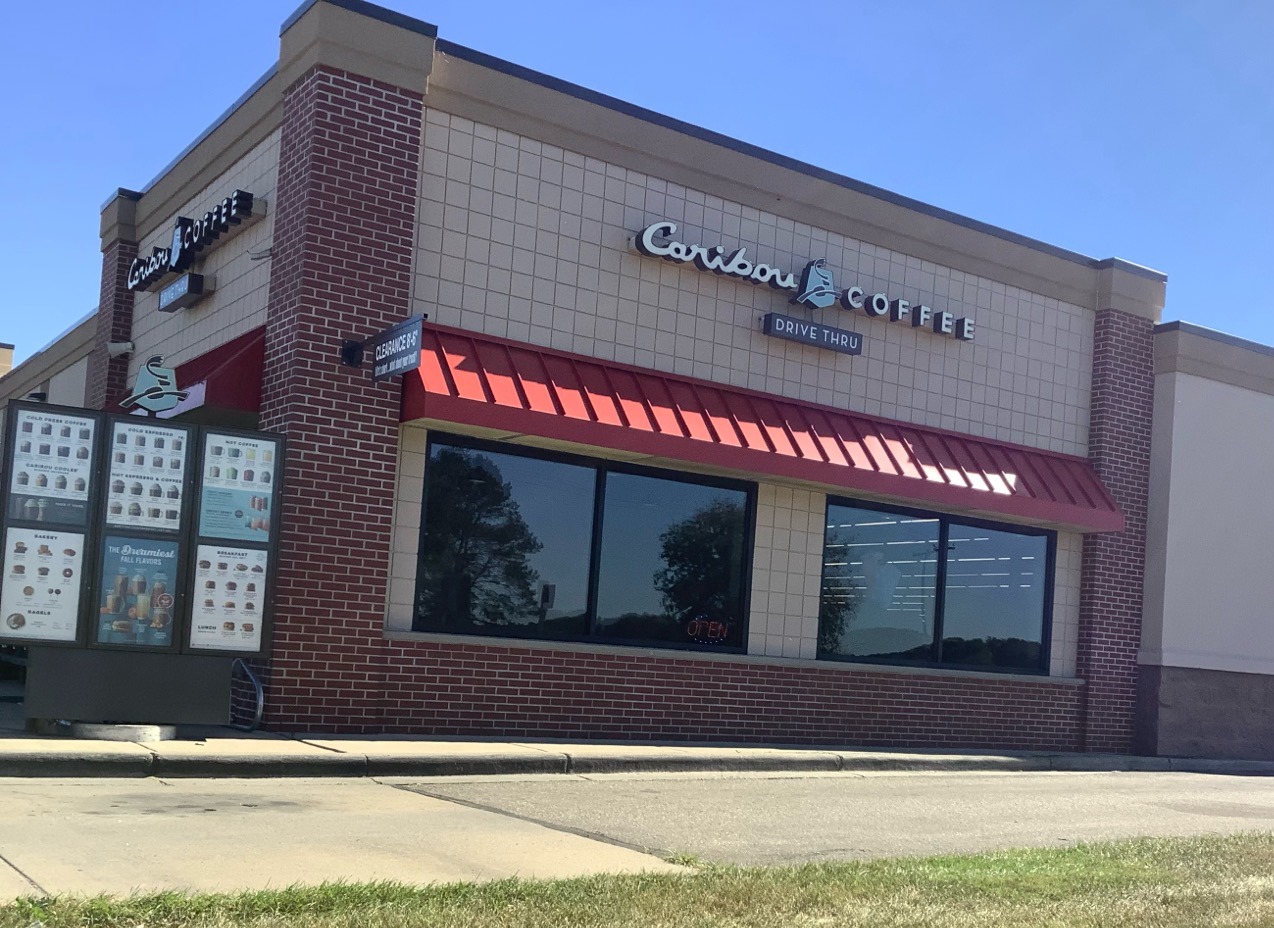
0, 0, 1170, 752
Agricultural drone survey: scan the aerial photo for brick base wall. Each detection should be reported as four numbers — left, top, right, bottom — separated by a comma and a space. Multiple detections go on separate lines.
365, 641, 1082, 749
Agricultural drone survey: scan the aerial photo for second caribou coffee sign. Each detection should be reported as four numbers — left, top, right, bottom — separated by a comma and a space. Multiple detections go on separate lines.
635, 222, 976, 346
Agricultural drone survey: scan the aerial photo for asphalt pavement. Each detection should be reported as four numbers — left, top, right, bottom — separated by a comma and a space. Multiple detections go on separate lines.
5, 769, 1274, 900
7, 680, 1274, 899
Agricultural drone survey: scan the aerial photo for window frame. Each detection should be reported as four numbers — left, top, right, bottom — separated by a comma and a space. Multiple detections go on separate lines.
818, 495, 1057, 675
414, 431, 756, 654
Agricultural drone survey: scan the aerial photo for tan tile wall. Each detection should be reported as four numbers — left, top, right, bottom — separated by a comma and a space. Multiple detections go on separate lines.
1049, 532, 1083, 676
747, 485, 825, 659
387, 422, 428, 631
414, 111, 1093, 456
129, 129, 280, 376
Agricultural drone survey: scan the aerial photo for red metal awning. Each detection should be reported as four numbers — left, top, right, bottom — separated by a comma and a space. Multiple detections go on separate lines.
402, 324, 1124, 533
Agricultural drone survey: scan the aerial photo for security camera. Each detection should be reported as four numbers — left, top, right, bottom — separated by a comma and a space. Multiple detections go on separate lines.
106, 341, 135, 358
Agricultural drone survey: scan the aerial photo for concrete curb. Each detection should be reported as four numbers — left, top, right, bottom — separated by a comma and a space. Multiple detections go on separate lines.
3, 743, 1274, 779
0, 750, 155, 778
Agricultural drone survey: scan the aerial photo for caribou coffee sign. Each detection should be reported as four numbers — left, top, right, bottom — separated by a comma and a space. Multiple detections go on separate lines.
127, 190, 261, 292
635, 222, 975, 343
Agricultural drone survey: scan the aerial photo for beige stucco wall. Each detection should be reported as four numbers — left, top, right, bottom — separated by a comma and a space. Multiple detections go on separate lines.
413, 110, 1095, 457
46, 356, 89, 407
128, 129, 280, 376
1143, 364, 1274, 675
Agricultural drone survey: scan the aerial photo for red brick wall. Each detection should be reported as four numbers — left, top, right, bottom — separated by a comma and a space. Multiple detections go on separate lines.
1078, 308, 1155, 753
86, 239, 138, 410
257, 65, 423, 731
378, 640, 1083, 750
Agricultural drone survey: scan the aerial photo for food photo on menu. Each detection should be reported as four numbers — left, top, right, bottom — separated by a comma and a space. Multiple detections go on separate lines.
189, 545, 268, 651
95, 536, 179, 648
1, 527, 84, 643
9, 410, 96, 525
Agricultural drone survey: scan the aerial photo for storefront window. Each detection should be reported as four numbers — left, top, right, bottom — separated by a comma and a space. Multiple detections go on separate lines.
819, 506, 940, 663
595, 472, 748, 647
940, 524, 1049, 670
414, 436, 752, 651
819, 500, 1053, 673
413, 444, 594, 638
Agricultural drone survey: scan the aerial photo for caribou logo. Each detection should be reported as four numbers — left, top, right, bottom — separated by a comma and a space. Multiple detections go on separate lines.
120, 356, 189, 415
792, 258, 839, 309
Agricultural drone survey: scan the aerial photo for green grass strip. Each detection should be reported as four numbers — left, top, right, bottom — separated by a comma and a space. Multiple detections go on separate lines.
7, 833, 1274, 928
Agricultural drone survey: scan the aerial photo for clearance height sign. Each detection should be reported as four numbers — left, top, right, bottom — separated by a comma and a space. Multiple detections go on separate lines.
366, 316, 424, 383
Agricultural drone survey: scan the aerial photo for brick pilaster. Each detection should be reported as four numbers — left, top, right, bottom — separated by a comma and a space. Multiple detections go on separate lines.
86, 237, 138, 410
257, 65, 423, 732
1077, 308, 1155, 752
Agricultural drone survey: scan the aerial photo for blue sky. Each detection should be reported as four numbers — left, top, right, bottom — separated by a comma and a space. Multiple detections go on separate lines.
3, 0, 1272, 364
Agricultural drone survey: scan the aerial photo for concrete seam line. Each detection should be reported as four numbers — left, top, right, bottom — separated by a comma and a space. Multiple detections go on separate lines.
0, 849, 47, 896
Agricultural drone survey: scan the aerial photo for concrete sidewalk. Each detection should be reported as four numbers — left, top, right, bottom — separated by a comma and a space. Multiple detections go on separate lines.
2, 725, 1273, 779
3, 682, 1270, 779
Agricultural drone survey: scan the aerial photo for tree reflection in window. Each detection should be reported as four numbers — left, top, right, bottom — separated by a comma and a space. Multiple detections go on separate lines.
413, 438, 752, 651
414, 447, 543, 630
596, 473, 748, 647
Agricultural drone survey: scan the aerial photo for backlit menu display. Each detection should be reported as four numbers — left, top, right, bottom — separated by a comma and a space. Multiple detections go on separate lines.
94, 535, 180, 649
187, 545, 268, 652
105, 421, 188, 532
8, 409, 97, 526
0, 527, 84, 643
198, 433, 277, 543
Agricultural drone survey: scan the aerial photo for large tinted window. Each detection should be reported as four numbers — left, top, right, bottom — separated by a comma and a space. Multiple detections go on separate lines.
414, 444, 594, 638
941, 524, 1048, 670
595, 472, 748, 647
819, 500, 1052, 673
819, 505, 939, 663
414, 437, 753, 652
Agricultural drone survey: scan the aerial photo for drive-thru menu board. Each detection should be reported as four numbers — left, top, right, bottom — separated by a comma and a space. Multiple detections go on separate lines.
188, 545, 268, 652
94, 535, 180, 648
1, 527, 84, 642
197, 433, 277, 543
1, 401, 283, 656
7, 408, 97, 526
105, 421, 189, 532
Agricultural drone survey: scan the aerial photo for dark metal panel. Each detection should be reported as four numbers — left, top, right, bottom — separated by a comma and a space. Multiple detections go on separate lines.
25, 647, 233, 725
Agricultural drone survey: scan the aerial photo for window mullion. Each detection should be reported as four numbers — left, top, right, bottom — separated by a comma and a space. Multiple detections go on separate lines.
932, 520, 950, 664
584, 466, 607, 638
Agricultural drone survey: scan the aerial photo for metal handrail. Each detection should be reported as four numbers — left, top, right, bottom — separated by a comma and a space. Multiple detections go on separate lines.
229, 658, 264, 732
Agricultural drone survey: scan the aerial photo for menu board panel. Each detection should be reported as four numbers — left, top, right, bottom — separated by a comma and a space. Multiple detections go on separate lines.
8, 408, 97, 526
198, 433, 277, 543
94, 535, 179, 648
0, 527, 84, 643
188, 545, 268, 652
105, 421, 188, 532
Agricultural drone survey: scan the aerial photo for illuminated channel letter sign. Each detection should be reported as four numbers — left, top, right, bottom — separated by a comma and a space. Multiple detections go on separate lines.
127, 190, 264, 292
634, 222, 975, 344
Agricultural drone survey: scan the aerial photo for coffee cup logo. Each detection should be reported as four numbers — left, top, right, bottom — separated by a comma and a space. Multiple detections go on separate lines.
793, 259, 839, 309
120, 356, 189, 415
